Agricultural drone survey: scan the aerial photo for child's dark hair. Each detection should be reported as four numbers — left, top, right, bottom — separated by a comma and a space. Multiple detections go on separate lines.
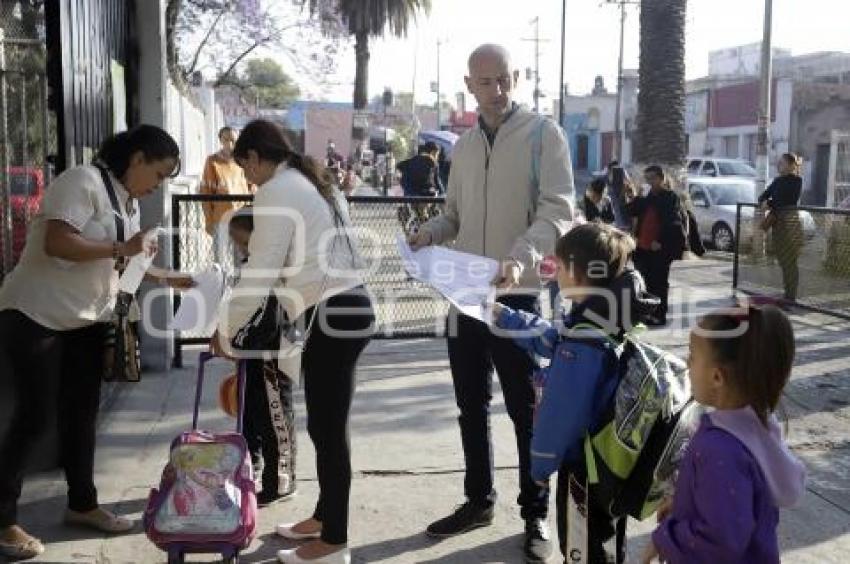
233, 119, 335, 203
555, 223, 635, 287
229, 206, 254, 233
96, 124, 181, 180
588, 178, 607, 194
699, 305, 795, 425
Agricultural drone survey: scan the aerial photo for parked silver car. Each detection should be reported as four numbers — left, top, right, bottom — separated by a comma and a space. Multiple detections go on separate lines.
688, 178, 815, 252
687, 157, 757, 179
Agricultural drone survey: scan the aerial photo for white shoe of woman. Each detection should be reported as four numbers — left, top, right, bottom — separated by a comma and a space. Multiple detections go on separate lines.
276, 546, 351, 564
275, 523, 322, 540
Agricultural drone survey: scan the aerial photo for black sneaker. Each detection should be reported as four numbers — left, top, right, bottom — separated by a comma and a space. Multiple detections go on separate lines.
425, 502, 495, 538
523, 518, 553, 562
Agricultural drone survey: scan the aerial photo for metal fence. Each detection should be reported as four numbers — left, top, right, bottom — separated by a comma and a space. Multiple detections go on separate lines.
0, 3, 54, 280
828, 131, 850, 208
171, 194, 450, 358
733, 203, 850, 320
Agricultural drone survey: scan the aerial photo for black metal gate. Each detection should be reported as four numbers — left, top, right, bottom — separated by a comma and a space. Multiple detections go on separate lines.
46, 0, 137, 173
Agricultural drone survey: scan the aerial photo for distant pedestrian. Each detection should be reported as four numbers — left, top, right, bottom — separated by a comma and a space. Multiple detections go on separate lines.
642, 305, 806, 564
625, 165, 687, 325
397, 142, 443, 197
758, 153, 804, 301
581, 178, 615, 224
199, 126, 254, 265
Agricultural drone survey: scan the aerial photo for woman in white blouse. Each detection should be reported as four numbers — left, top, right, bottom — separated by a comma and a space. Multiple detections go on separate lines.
0, 125, 193, 560
211, 120, 375, 564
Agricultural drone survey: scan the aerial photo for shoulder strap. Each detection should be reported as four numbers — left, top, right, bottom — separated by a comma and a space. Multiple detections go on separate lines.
529, 116, 547, 215
95, 164, 126, 242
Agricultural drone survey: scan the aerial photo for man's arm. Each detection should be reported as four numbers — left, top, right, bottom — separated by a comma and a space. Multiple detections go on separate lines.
508, 119, 575, 275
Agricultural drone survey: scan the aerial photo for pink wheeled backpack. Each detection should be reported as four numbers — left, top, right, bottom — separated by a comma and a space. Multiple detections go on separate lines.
143, 353, 257, 563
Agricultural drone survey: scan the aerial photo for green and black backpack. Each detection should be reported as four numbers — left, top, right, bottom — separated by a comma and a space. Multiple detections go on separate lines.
578, 327, 704, 520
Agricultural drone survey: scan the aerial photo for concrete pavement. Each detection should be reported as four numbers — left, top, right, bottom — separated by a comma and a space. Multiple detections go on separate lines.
10, 257, 850, 563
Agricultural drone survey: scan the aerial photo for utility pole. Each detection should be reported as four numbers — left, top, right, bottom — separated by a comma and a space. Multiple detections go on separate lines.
754, 0, 773, 259
436, 39, 442, 130
756, 0, 774, 197
558, 0, 567, 125
606, 0, 638, 162
522, 17, 549, 113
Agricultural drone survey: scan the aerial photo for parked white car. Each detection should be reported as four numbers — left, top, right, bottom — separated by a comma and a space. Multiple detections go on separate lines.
687, 157, 757, 179
688, 177, 815, 252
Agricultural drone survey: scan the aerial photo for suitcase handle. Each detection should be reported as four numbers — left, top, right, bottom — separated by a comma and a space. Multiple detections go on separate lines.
195, 352, 247, 434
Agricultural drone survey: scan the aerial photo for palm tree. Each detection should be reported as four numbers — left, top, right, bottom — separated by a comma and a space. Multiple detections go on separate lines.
633, 0, 687, 168
311, 0, 431, 155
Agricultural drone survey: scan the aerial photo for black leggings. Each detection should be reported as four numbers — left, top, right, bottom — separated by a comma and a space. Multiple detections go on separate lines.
0, 310, 107, 527
302, 287, 374, 545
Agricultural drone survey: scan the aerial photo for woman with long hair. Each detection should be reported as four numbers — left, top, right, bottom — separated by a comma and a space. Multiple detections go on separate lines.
758, 153, 804, 301
211, 119, 374, 564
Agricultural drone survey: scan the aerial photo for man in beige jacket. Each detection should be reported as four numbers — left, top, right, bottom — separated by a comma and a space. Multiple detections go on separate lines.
411, 44, 574, 563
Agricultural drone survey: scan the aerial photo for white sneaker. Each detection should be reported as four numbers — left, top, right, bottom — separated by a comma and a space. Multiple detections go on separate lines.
277, 546, 350, 564
275, 523, 322, 540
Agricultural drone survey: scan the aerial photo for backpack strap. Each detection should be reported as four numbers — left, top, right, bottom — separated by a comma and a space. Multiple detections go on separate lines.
529, 116, 547, 217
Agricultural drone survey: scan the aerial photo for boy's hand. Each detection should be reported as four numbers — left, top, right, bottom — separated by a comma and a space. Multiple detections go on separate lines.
491, 302, 505, 322
209, 330, 235, 360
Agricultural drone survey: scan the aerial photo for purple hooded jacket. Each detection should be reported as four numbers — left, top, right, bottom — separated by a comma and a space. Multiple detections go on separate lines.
653, 407, 807, 564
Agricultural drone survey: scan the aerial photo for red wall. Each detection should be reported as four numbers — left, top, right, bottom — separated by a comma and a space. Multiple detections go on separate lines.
708, 80, 777, 128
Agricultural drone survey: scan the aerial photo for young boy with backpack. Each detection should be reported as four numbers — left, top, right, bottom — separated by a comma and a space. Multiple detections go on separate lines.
493, 223, 664, 563
228, 207, 297, 507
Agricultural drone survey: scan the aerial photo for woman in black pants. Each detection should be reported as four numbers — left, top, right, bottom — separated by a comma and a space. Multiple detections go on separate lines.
212, 119, 374, 564
758, 152, 804, 301
0, 126, 192, 560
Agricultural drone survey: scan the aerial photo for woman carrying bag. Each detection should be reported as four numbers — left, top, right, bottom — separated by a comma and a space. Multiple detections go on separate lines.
211, 119, 374, 564
0, 125, 194, 560
758, 153, 804, 301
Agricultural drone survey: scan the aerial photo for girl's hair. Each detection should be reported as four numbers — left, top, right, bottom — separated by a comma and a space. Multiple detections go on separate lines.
555, 223, 635, 287
229, 205, 254, 233
699, 305, 795, 425
233, 119, 335, 202
781, 152, 802, 176
96, 124, 181, 180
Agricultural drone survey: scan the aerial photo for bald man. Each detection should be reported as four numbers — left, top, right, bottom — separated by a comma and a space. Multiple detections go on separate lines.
412, 44, 574, 562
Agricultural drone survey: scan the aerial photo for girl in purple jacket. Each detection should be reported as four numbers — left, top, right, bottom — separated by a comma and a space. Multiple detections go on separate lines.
642, 305, 806, 564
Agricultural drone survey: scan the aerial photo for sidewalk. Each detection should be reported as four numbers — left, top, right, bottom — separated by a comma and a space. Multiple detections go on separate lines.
12, 258, 850, 563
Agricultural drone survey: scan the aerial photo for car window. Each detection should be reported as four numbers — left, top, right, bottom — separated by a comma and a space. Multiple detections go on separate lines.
709, 184, 756, 205
718, 161, 757, 177
690, 185, 709, 205
702, 161, 717, 176
687, 160, 702, 173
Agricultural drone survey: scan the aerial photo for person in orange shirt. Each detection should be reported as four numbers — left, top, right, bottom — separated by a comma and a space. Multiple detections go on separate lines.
200, 127, 254, 263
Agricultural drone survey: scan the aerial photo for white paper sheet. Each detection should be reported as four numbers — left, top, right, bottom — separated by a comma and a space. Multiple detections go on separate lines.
397, 235, 498, 323
170, 264, 225, 334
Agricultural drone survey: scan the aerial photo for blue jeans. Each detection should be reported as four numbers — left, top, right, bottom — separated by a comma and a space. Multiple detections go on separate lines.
446, 294, 548, 520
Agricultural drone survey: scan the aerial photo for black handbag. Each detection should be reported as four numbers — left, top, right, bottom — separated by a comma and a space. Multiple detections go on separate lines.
96, 164, 142, 382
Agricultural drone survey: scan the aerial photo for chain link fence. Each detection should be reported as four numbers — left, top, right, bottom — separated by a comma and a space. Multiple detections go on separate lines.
830, 131, 850, 207
0, 2, 53, 280
733, 203, 850, 319
171, 194, 450, 355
